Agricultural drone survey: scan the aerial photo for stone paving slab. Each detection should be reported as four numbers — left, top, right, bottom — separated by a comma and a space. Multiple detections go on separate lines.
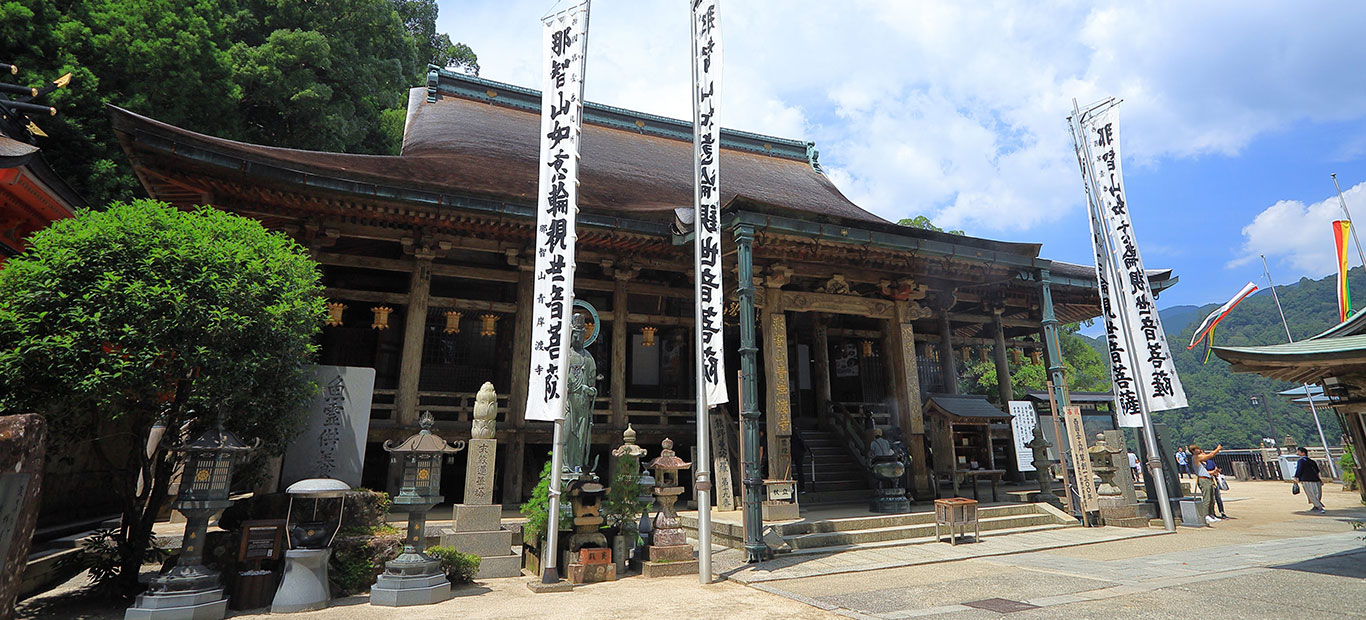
716, 526, 1168, 584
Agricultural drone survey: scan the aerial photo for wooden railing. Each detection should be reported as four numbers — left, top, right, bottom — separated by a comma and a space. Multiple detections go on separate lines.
370, 388, 510, 423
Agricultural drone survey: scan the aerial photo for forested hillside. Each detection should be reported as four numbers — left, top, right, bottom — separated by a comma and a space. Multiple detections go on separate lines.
1084, 267, 1366, 449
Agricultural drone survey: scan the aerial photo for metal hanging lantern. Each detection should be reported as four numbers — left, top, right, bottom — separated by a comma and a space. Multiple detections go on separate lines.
861, 340, 875, 357
641, 326, 657, 347
443, 310, 462, 334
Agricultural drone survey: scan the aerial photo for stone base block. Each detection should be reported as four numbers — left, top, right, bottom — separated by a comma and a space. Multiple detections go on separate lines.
452, 504, 503, 532
526, 579, 574, 593
475, 554, 522, 579
648, 544, 694, 563
762, 501, 800, 521
370, 573, 451, 607
440, 529, 515, 557
641, 559, 698, 578
125, 589, 228, 620
1104, 516, 1151, 528
566, 563, 616, 584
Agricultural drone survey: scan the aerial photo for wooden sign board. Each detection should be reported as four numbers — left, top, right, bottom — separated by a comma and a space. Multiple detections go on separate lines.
238, 519, 286, 562
764, 479, 795, 502
1062, 407, 1098, 512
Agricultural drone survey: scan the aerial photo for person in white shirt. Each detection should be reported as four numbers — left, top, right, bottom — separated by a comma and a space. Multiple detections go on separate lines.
1127, 450, 1140, 482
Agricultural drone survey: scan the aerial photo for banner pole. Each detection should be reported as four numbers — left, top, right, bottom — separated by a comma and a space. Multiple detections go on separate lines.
1072, 100, 1176, 531
541, 419, 564, 583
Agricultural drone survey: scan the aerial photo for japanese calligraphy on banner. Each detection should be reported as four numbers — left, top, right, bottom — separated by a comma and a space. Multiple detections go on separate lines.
526, 1, 590, 422
1077, 102, 1187, 423
692, 0, 728, 407
1086, 191, 1143, 428
1007, 400, 1038, 472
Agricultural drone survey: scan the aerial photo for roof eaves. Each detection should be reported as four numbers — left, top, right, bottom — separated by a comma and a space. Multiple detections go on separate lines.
427, 67, 816, 165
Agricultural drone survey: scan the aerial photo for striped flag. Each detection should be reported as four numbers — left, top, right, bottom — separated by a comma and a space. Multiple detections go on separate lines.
1187, 281, 1257, 363
1335, 220, 1351, 323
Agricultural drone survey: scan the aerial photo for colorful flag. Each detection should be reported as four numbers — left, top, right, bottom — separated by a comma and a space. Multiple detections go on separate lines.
1187, 281, 1258, 362
1335, 220, 1351, 323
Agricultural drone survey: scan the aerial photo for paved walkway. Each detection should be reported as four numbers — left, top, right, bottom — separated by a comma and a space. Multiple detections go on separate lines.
714, 526, 1168, 583
749, 481, 1366, 619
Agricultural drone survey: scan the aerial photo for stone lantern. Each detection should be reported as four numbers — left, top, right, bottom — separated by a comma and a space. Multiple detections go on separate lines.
641, 438, 697, 577
125, 420, 256, 620
372, 412, 465, 607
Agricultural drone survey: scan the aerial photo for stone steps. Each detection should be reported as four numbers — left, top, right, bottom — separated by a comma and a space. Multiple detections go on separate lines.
688, 502, 1077, 551
776, 522, 1079, 556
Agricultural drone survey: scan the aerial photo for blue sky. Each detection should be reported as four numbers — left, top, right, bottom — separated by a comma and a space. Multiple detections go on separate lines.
438, 0, 1366, 312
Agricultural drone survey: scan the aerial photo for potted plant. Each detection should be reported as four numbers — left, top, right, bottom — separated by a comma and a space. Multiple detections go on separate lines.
600, 452, 649, 573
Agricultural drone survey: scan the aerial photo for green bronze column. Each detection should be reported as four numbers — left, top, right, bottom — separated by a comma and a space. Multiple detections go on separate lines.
734, 223, 765, 562
1039, 268, 1071, 411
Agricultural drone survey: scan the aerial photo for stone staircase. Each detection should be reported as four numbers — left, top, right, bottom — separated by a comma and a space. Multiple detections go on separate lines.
796, 429, 871, 501
690, 502, 1078, 552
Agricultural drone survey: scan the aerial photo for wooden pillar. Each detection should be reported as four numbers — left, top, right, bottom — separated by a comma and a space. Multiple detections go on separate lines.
502, 266, 533, 506
992, 311, 1013, 407
885, 301, 931, 494
394, 251, 433, 427
610, 274, 629, 429
811, 313, 831, 430
761, 288, 792, 480
936, 303, 959, 395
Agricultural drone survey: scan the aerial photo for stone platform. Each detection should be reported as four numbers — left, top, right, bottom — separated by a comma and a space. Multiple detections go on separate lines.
642, 544, 697, 578
438, 504, 521, 579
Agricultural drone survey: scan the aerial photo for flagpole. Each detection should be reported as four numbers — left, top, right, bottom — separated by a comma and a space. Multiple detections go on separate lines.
1071, 98, 1176, 532
1259, 254, 1339, 478
541, 419, 565, 583
1331, 173, 1366, 273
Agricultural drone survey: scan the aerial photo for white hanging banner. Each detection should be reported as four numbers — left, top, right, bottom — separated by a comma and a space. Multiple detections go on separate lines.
526, 1, 590, 422
1080, 104, 1187, 417
692, 0, 728, 407
1085, 183, 1144, 428
1007, 400, 1039, 472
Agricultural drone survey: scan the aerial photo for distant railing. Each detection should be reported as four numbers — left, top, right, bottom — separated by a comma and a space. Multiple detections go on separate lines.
370, 388, 509, 423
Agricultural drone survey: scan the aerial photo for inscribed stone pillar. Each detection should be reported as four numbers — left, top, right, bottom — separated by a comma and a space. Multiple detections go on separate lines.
761, 288, 793, 480
464, 382, 499, 506
394, 251, 434, 427
0, 414, 44, 620
610, 274, 629, 429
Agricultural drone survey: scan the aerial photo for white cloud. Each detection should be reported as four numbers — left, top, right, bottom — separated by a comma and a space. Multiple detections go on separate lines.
1231, 181, 1366, 277
441, 0, 1366, 233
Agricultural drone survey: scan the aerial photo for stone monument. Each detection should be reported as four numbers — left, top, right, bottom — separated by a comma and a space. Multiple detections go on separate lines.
441, 382, 520, 578
279, 365, 375, 489
1092, 432, 1149, 528
1026, 427, 1062, 508
0, 415, 45, 620
641, 439, 698, 578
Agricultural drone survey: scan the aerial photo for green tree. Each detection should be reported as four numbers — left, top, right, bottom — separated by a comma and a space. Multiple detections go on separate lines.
0, 200, 325, 594
961, 324, 1109, 405
898, 215, 964, 236
0, 0, 476, 206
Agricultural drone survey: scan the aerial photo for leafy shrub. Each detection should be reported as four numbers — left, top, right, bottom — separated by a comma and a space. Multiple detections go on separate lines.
328, 531, 402, 596
426, 546, 480, 584
1339, 446, 1357, 490
602, 452, 648, 534
341, 488, 392, 532
59, 528, 168, 597
519, 453, 572, 547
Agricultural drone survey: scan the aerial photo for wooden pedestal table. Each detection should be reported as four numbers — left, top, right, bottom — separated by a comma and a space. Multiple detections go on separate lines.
934, 498, 980, 545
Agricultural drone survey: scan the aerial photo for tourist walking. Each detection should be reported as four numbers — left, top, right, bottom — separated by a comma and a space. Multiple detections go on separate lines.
1292, 446, 1326, 513
1127, 450, 1140, 482
1190, 444, 1223, 524
1176, 447, 1191, 478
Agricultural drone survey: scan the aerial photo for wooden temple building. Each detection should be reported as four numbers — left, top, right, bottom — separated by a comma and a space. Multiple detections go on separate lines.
110, 68, 1177, 507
